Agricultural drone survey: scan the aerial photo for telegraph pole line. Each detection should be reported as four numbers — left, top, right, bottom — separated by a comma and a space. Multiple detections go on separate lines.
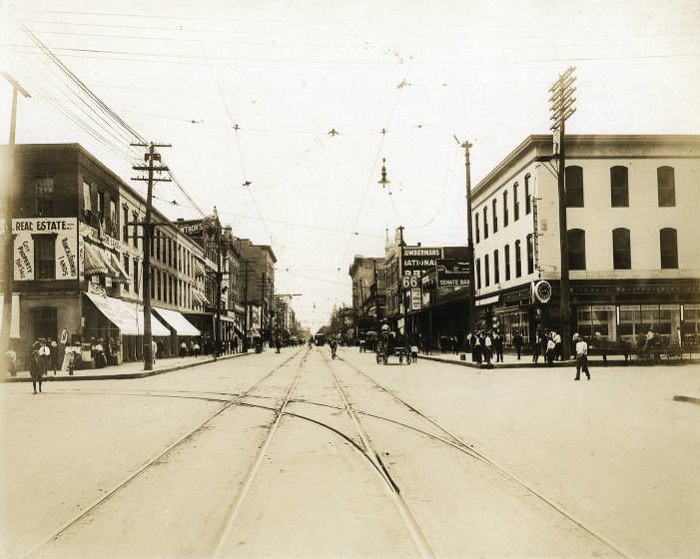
1, 73, 30, 353
455, 136, 477, 333
131, 142, 171, 371
549, 66, 576, 359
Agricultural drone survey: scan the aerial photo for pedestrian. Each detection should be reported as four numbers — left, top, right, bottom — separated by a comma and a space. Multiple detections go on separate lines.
179, 341, 187, 358
513, 330, 523, 360
494, 332, 504, 363
6, 346, 17, 376
483, 331, 493, 365
275, 338, 281, 353
553, 331, 562, 360
573, 333, 590, 380
38, 339, 51, 373
410, 343, 418, 363
151, 339, 158, 364
546, 334, 556, 367
532, 330, 541, 363
94, 339, 106, 368
193, 340, 200, 358
29, 348, 45, 394
49, 338, 59, 374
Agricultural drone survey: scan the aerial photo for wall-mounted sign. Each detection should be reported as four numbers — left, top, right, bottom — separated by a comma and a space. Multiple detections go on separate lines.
532, 280, 552, 304
12, 218, 78, 281
402, 246, 442, 277
410, 287, 422, 311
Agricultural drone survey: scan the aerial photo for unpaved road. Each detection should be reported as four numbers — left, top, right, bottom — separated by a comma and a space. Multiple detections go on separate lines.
1, 346, 698, 558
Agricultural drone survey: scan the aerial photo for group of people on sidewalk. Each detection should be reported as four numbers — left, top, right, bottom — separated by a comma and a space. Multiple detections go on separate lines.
464, 330, 505, 365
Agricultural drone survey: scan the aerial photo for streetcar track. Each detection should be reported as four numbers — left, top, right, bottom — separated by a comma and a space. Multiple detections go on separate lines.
25, 348, 305, 559
321, 351, 438, 559
336, 353, 631, 559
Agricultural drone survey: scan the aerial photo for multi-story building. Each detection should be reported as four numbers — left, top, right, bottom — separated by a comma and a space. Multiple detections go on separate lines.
3, 143, 205, 366
235, 238, 276, 342
472, 134, 700, 348
348, 255, 386, 336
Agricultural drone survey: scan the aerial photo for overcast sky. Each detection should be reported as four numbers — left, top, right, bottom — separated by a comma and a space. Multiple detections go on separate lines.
2, 0, 699, 331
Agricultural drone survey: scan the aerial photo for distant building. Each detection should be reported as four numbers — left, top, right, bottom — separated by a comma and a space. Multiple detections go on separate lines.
234, 238, 276, 342
348, 255, 386, 335
472, 134, 700, 347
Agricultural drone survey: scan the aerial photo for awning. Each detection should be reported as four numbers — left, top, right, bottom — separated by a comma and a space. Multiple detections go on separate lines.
85, 293, 170, 336
83, 244, 128, 283
192, 289, 210, 307
153, 307, 200, 336
0, 293, 20, 338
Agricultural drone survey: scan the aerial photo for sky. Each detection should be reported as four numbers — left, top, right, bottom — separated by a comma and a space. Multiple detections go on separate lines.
1, 0, 699, 331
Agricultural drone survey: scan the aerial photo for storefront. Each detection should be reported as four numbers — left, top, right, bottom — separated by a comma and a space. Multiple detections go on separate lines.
152, 307, 201, 356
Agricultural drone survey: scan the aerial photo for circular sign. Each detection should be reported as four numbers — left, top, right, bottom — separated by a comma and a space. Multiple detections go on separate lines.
534, 280, 552, 303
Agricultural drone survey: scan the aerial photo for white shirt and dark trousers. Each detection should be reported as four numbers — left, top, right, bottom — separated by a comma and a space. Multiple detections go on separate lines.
574, 339, 590, 380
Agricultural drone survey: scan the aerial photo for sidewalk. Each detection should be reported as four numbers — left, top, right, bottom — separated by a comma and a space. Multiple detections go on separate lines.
419, 350, 700, 369
2, 351, 251, 383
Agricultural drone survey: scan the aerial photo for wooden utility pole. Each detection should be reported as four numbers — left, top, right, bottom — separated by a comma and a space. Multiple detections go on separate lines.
549, 66, 576, 359
1, 73, 30, 352
461, 140, 477, 333
131, 142, 170, 370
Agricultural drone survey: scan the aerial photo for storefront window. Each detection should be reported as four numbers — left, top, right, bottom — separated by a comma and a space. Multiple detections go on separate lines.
684, 306, 700, 344
618, 306, 641, 344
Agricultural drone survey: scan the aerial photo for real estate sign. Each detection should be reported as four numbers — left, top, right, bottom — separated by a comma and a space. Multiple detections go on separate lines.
12, 217, 79, 281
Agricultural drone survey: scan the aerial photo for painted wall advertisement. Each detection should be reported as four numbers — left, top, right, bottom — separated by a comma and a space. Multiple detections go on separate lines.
12, 217, 79, 281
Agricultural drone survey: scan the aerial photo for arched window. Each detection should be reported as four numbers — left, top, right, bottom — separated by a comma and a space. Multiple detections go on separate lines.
565, 166, 584, 207
474, 213, 480, 243
568, 229, 586, 270
657, 166, 676, 207
610, 166, 629, 207
513, 183, 520, 221
494, 249, 500, 284
503, 191, 509, 226
612, 228, 631, 269
476, 258, 482, 289
504, 244, 511, 280
660, 228, 678, 269
483, 206, 489, 238
515, 240, 522, 277
492, 199, 498, 232
526, 234, 534, 274
484, 253, 490, 286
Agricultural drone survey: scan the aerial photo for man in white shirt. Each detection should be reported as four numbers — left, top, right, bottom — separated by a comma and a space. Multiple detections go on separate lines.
573, 333, 590, 381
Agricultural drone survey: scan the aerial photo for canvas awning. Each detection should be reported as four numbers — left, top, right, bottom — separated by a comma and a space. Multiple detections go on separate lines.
85, 293, 170, 336
153, 307, 200, 336
83, 244, 129, 283
192, 289, 210, 307
0, 293, 20, 338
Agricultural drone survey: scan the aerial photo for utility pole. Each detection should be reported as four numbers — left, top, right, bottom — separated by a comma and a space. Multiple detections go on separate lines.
456, 137, 477, 333
212, 209, 223, 359
549, 66, 577, 359
261, 271, 266, 337
243, 260, 250, 351
131, 142, 171, 371
1, 74, 30, 353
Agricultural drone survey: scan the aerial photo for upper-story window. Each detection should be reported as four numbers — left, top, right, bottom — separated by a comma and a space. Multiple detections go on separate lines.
525, 174, 532, 214
123, 256, 130, 291
526, 234, 534, 274
612, 228, 631, 269
657, 166, 676, 207
610, 166, 629, 207
568, 229, 586, 270
504, 244, 511, 280
513, 183, 520, 221
122, 206, 129, 242
476, 258, 481, 289
503, 191, 509, 226
492, 199, 498, 233
515, 240, 522, 277
483, 206, 489, 239
97, 190, 105, 225
493, 249, 500, 284
475, 213, 480, 243
484, 253, 490, 286
35, 177, 54, 217
34, 235, 56, 280
565, 166, 584, 207
660, 228, 678, 269
132, 212, 138, 248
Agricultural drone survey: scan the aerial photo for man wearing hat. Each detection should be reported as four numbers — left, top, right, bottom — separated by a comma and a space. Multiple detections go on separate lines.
573, 333, 590, 381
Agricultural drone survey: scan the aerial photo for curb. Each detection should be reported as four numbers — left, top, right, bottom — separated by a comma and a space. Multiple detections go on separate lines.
673, 395, 700, 406
420, 354, 700, 370
1, 352, 251, 383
